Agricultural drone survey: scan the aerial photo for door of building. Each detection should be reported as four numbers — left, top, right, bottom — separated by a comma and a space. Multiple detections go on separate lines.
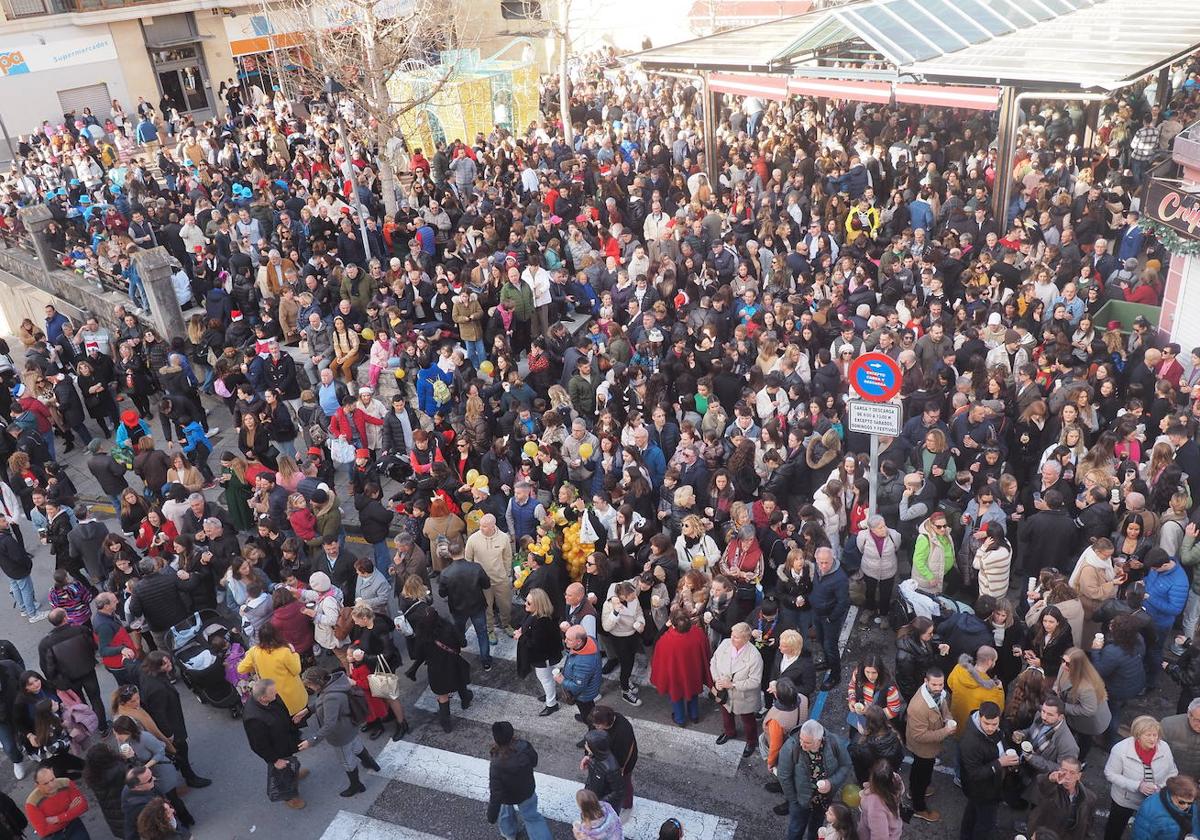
150, 46, 213, 118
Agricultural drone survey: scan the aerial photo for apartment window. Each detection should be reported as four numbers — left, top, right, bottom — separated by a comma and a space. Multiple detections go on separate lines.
500, 0, 542, 19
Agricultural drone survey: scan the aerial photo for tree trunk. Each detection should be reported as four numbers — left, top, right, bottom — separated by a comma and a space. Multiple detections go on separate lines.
558, 0, 573, 150
379, 136, 401, 218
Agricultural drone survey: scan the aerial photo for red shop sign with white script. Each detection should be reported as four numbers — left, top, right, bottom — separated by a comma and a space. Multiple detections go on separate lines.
1146, 179, 1200, 240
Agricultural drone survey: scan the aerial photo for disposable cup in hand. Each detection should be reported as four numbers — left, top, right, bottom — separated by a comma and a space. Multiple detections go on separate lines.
1022, 741, 1033, 754
854, 702, 865, 714
552, 668, 561, 677
1005, 749, 1017, 759
945, 718, 956, 729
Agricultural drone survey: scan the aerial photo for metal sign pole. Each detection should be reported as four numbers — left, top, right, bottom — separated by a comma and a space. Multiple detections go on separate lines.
868, 432, 879, 521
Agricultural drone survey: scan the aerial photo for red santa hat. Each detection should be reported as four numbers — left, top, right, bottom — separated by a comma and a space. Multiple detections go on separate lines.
231, 310, 243, 322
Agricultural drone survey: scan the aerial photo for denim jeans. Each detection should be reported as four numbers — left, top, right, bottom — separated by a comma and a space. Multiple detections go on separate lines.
498, 793, 552, 840
276, 439, 297, 459
816, 615, 843, 678
42, 430, 56, 461
9, 574, 37, 615
453, 610, 491, 666
1146, 621, 1171, 687
0, 721, 22, 763
370, 541, 391, 575
670, 695, 700, 724
128, 270, 149, 310
786, 803, 821, 840
1183, 590, 1200, 639
464, 339, 486, 369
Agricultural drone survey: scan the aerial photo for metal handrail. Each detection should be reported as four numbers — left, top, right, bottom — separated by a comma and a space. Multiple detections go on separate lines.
52, 248, 131, 297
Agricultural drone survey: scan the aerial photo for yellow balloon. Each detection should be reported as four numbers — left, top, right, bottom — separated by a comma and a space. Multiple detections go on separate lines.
473, 475, 489, 489
361, 327, 375, 341
396, 368, 406, 379
841, 783, 862, 809
578, 442, 593, 459
480, 360, 495, 375
522, 441, 539, 458
466, 469, 479, 484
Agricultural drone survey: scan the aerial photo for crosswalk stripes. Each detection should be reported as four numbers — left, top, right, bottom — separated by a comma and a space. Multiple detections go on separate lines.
320, 810, 447, 840
412, 683, 747, 776
464, 624, 650, 684
375, 740, 739, 840
806, 605, 858, 723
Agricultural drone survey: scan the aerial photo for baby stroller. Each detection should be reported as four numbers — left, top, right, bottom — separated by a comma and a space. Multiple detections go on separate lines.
166, 610, 244, 719
891, 579, 973, 629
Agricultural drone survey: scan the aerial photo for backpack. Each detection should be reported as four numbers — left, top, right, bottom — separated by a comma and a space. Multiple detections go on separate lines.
431, 378, 451, 405
346, 682, 370, 725
333, 605, 355, 642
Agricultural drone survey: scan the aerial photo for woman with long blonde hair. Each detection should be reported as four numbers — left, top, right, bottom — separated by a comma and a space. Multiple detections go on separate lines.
1054, 647, 1110, 761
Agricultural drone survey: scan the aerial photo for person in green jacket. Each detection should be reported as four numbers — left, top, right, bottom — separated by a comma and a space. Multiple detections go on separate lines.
567, 357, 601, 419
499, 267, 534, 354
912, 512, 953, 595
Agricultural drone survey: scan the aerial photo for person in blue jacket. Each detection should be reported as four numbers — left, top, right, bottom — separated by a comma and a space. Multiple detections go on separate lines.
1090, 613, 1146, 747
556, 625, 601, 743
1131, 774, 1200, 840
1145, 547, 1190, 690
181, 419, 214, 484
811, 546, 850, 691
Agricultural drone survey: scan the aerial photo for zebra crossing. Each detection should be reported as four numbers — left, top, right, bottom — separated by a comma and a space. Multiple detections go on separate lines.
320, 811, 447, 840
412, 683, 748, 776
375, 740, 739, 840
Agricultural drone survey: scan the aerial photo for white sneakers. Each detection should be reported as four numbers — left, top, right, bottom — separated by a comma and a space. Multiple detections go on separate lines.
27, 611, 48, 624
13, 760, 26, 780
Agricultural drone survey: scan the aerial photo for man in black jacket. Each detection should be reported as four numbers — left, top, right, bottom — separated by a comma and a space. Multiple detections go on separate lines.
354, 483, 394, 574
85, 439, 129, 512
937, 596, 996, 663
128, 560, 192, 652
315, 535, 359, 606
138, 651, 211, 787
960, 700, 1019, 839
0, 514, 42, 621
37, 609, 108, 732
438, 546, 493, 671
50, 372, 91, 452
486, 721, 553, 837
67, 504, 110, 587
243, 679, 307, 809
1017, 490, 1079, 576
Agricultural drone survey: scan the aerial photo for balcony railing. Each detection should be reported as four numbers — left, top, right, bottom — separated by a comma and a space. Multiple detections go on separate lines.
2, 0, 159, 16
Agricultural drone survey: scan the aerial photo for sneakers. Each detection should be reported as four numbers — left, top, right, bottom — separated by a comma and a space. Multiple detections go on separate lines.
487, 631, 498, 644
621, 689, 642, 707
13, 760, 26, 780
207, 426, 221, 437
913, 810, 941, 823
27, 611, 48, 624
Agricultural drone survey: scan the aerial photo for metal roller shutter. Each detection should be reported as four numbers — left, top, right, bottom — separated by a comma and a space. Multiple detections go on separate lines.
57, 83, 112, 124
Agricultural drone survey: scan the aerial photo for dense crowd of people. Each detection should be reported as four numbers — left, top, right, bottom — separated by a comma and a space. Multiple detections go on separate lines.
0, 41, 1199, 840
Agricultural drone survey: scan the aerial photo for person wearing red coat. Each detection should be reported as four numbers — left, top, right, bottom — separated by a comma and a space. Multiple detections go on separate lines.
650, 611, 713, 726
24, 769, 88, 839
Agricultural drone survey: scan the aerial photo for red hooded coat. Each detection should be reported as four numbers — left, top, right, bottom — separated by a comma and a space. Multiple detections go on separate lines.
650, 624, 713, 702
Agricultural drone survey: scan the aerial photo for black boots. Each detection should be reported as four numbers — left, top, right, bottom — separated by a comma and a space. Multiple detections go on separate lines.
356, 749, 380, 772
392, 718, 410, 741
438, 700, 453, 732
459, 688, 474, 710
340, 769, 365, 797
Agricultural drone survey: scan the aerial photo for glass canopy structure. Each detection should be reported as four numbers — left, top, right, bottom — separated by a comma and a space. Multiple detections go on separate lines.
632, 0, 1200, 92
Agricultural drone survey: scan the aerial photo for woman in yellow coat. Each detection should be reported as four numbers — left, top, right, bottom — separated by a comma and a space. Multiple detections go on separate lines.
946, 645, 1005, 734
236, 622, 307, 714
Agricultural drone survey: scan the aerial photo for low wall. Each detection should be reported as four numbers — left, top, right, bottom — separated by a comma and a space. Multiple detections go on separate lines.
0, 243, 138, 334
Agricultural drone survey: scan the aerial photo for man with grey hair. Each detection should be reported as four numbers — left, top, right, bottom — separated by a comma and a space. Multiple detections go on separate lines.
244, 678, 308, 809
776, 713, 851, 834
1161, 698, 1200, 779
562, 417, 599, 491
506, 480, 546, 543
811, 546, 849, 692
94, 591, 138, 686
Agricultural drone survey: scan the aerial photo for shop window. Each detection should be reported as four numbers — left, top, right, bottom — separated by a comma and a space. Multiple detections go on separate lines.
500, 0, 542, 19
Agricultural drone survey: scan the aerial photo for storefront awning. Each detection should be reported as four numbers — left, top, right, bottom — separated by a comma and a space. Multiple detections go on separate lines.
705, 72, 999, 110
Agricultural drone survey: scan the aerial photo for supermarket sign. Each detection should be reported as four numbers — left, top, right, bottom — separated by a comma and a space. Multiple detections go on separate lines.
0, 33, 117, 77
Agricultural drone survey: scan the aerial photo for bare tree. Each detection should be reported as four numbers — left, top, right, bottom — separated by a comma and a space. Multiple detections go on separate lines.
283, 0, 469, 214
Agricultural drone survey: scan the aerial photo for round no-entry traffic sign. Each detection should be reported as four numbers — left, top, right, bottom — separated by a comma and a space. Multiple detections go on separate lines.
848, 352, 903, 403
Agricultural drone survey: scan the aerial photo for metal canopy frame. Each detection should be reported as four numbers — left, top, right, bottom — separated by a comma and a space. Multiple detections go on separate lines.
630, 0, 1200, 91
